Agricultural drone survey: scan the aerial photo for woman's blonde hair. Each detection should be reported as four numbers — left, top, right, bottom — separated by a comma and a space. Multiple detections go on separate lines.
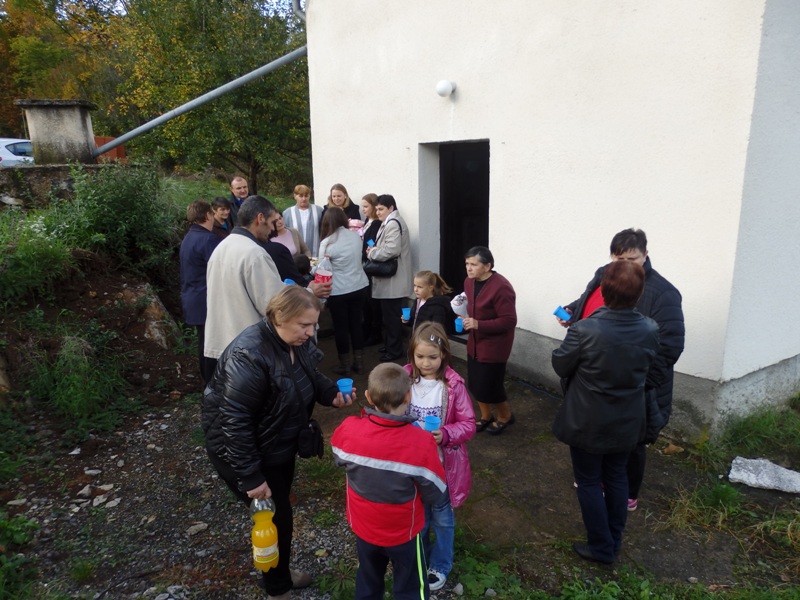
266, 286, 323, 326
408, 322, 451, 383
414, 271, 452, 296
327, 183, 351, 208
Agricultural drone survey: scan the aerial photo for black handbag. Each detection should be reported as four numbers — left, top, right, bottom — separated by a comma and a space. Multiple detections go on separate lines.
363, 257, 398, 278
364, 219, 402, 278
298, 418, 324, 459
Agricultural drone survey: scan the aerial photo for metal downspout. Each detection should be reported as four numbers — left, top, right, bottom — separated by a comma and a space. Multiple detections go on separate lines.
92, 45, 308, 157
291, 0, 306, 22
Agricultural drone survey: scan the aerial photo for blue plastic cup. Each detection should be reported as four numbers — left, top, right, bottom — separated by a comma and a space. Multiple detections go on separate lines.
366, 239, 375, 247
454, 317, 464, 333
553, 306, 571, 321
401, 307, 411, 320
424, 415, 441, 432
337, 378, 353, 395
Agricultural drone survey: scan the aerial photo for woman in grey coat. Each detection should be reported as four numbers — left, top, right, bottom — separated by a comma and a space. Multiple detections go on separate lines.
365, 194, 413, 362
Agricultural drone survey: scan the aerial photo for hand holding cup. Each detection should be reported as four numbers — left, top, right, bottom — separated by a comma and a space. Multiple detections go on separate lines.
334, 378, 356, 407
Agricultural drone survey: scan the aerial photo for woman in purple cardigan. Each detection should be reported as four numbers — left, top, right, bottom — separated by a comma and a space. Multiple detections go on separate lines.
462, 246, 517, 435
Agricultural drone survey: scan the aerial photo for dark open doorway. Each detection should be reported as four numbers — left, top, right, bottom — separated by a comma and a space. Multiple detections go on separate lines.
439, 141, 490, 294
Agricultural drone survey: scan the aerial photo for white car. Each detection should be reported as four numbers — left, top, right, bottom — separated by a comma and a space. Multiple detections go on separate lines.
0, 138, 34, 166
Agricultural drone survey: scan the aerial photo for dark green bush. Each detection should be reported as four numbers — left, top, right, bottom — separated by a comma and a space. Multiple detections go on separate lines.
59, 163, 184, 282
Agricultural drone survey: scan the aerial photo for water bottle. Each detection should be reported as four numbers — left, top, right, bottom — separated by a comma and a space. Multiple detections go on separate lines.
250, 498, 278, 572
313, 255, 333, 303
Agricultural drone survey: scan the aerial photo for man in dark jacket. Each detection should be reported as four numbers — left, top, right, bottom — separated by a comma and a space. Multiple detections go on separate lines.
179, 200, 222, 384
558, 228, 685, 512
227, 176, 249, 227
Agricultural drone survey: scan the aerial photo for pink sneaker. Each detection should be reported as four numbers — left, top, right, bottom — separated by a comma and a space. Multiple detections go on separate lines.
627, 498, 638, 512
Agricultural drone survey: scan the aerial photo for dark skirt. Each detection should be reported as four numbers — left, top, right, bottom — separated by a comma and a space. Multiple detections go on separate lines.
467, 356, 508, 404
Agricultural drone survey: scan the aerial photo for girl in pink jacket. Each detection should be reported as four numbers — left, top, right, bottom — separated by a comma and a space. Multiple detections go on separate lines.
404, 321, 476, 592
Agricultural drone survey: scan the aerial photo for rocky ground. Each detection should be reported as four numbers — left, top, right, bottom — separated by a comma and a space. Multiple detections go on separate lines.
2, 261, 798, 599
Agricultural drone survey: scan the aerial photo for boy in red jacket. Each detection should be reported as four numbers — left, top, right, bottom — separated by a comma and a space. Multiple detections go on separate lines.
332, 363, 447, 600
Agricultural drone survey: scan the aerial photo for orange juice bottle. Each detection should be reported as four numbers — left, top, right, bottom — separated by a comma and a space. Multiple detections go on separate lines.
250, 498, 279, 572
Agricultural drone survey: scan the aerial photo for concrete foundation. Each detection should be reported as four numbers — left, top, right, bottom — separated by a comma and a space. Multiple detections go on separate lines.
14, 99, 98, 164
451, 327, 800, 442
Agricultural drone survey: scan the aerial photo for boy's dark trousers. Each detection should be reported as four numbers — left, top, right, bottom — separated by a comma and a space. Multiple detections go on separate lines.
354, 534, 430, 600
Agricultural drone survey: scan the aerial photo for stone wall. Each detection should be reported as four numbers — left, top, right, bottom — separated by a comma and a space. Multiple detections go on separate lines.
0, 164, 107, 210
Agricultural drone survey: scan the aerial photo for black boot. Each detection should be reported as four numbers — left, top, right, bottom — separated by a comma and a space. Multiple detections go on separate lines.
351, 350, 364, 374
331, 353, 350, 376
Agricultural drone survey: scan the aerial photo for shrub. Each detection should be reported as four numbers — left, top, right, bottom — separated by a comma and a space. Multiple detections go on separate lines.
54, 163, 184, 282
0, 511, 38, 599
0, 208, 74, 309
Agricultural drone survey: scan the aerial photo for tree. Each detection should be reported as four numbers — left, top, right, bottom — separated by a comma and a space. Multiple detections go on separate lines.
113, 0, 311, 192
0, 0, 130, 136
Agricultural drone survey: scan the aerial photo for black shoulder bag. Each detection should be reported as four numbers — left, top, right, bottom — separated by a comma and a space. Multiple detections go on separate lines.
363, 220, 402, 278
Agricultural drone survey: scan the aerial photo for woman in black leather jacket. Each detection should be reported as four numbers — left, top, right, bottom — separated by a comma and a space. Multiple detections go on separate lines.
551, 261, 658, 566
202, 286, 355, 600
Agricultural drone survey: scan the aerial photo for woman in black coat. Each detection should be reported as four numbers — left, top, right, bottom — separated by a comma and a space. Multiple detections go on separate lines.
551, 261, 658, 565
203, 286, 355, 598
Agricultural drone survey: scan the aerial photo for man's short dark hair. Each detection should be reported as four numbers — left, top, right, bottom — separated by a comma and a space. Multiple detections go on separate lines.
610, 228, 647, 256
237, 195, 276, 227
601, 260, 645, 309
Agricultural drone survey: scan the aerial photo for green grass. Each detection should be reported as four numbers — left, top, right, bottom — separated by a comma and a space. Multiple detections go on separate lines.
295, 445, 345, 497
312, 509, 340, 528
691, 397, 800, 474
656, 405, 800, 586
316, 559, 357, 600
659, 481, 745, 531
68, 559, 96, 584
160, 175, 229, 208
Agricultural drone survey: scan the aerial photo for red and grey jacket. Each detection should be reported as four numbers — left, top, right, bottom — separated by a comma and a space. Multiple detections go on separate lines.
331, 408, 447, 547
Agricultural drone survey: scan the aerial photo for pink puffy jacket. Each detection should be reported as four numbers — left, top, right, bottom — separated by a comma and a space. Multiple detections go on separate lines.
404, 364, 476, 507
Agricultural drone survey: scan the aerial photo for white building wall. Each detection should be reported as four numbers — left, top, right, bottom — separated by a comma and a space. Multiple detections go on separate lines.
722, 0, 800, 383
305, 0, 800, 426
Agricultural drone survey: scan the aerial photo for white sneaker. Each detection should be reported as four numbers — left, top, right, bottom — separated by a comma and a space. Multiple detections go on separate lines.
428, 570, 447, 591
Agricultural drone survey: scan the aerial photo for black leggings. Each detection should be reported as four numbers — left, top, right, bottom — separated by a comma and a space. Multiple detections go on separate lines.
327, 287, 368, 354
207, 450, 296, 597
626, 443, 647, 499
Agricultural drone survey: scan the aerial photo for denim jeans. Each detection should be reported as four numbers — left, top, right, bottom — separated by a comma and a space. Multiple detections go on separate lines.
422, 492, 455, 577
570, 446, 629, 563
